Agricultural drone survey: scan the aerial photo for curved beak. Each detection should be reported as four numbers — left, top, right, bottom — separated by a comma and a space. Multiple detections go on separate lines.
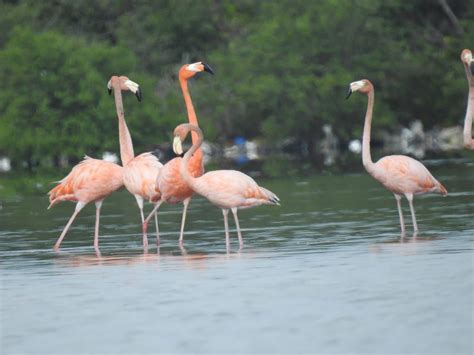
108, 88, 112, 95
202, 63, 214, 75
135, 87, 142, 102
346, 87, 352, 99
173, 136, 183, 155
470, 61, 474, 75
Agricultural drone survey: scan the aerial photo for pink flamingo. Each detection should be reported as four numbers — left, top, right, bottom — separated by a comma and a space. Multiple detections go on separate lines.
461, 49, 474, 149
48, 158, 123, 250
346, 79, 447, 234
172, 123, 280, 246
142, 62, 214, 245
108, 76, 163, 248
49, 77, 142, 249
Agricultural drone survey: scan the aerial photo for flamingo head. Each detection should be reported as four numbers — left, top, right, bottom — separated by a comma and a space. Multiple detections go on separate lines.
107, 76, 142, 101
172, 123, 201, 155
179, 61, 214, 79
346, 79, 373, 99
460, 49, 473, 75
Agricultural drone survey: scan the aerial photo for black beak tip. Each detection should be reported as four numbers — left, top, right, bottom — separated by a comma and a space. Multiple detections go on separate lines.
470, 62, 474, 75
135, 88, 142, 102
345, 87, 352, 99
203, 63, 214, 75
108, 88, 112, 96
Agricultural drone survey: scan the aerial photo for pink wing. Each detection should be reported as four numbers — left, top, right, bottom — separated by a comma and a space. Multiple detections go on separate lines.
373, 155, 447, 196
123, 152, 163, 202
48, 157, 123, 208
158, 155, 204, 203
194, 170, 279, 209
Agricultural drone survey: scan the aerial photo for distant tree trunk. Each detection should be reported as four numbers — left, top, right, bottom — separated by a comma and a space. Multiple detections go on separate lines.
438, 0, 464, 35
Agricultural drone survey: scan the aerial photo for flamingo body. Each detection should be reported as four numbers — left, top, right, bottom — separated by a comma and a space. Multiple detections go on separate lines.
49, 157, 123, 207
48, 157, 123, 249
191, 170, 279, 209
372, 155, 447, 196
157, 156, 203, 203
123, 152, 162, 203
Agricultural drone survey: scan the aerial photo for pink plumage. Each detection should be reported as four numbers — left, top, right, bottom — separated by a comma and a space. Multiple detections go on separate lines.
109, 75, 162, 248
48, 156, 123, 249
372, 155, 447, 197
141, 62, 212, 245
347, 79, 447, 234
173, 123, 279, 247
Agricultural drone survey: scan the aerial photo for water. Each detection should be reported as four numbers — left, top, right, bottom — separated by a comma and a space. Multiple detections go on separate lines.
1, 160, 473, 354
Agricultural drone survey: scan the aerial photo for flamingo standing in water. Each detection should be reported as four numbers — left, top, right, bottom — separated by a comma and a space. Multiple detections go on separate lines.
48, 158, 123, 250
172, 123, 280, 247
142, 62, 213, 245
346, 79, 447, 234
48, 78, 142, 249
461, 49, 474, 149
108, 76, 163, 248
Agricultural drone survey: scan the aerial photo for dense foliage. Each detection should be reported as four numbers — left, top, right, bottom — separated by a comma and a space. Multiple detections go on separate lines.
0, 0, 472, 169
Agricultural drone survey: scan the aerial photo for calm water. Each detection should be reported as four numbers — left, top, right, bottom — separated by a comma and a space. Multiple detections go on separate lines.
1, 160, 473, 354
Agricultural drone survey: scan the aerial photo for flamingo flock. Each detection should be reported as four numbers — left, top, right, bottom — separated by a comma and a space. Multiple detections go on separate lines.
49, 49, 473, 249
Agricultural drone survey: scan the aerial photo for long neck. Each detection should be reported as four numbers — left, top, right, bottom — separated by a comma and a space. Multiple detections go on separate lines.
362, 88, 375, 172
180, 76, 202, 161
179, 129, 203, 190
463, 64, 474, 148
113, 83, 135, 165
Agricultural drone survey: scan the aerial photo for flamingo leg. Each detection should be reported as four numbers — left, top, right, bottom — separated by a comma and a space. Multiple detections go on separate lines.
134, 195, 148, 248
154, 208, 160, 246
143, 200, 163, 246
405, 193, 419, 234
179, 197, 191, 244
93, 200, 103, 248
54, 201, 86, 250
231, 207, 243, 246
394, 194, 405, 234
222, 209, 230, 247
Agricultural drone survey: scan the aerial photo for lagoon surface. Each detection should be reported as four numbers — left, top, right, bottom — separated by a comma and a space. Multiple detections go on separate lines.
1, 160, 473, 354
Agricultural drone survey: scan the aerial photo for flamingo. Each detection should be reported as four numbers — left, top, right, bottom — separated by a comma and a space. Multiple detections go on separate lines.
346, 79, 447, 234
48, 157, 123, 250
172, 123, 280, 247
142, 61, 214, 245
108, 76, 163, 248
461, 49, 474, 149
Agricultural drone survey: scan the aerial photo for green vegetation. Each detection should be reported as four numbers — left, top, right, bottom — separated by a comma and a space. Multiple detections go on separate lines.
0, 0, 472, 170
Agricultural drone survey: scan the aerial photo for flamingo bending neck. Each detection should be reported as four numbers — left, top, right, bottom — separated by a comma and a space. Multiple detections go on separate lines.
179, 125, 203, 191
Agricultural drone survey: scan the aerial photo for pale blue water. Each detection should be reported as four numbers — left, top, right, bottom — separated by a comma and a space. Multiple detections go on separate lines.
1, 161, 473, 354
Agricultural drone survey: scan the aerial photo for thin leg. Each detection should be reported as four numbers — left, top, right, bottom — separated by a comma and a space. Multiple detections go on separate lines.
154, 208, 160, 246
143, 200, 163, 236
93, 200, 103, 248
405, 193, 419, 234
143, 200, 163, 246
222, 209, 230, 248
179, 197, 191, 244
394, 194, 405, 235
231, 207, 243, 246
54, 201, 86, 250
134, 195, 148, 248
